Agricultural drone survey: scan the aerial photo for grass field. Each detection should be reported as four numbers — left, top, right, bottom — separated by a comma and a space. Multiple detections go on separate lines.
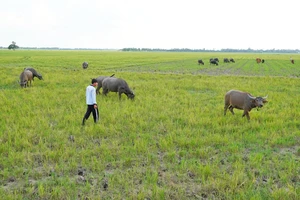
0, 50, 299, 199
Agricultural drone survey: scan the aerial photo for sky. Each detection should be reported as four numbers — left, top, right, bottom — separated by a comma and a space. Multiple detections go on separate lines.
1, 0, 299, 50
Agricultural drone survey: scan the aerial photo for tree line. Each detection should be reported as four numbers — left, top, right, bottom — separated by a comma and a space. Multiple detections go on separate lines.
2, 42, 299, 53
121, 48, 300, 53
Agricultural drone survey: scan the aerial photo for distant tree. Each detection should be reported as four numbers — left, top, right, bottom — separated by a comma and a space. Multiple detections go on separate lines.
8, 41, 19, 50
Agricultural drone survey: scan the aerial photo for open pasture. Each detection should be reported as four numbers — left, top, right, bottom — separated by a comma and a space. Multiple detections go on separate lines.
0, 50, 299, 199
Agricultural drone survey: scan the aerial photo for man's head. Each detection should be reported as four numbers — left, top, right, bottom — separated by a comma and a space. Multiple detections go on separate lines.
91, 78, 98, 86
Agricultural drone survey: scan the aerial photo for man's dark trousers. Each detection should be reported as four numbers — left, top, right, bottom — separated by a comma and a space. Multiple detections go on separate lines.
82, 105, 99, 125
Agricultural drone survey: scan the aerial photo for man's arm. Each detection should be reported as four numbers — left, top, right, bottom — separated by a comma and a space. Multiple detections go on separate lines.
92, 88, 97, 108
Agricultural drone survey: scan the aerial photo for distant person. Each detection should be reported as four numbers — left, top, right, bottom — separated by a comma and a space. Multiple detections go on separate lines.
290, 57, 294, 64
82, 79, 99, 125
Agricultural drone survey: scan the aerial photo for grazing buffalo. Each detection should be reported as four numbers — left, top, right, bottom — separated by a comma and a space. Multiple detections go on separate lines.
24, 67, 43, 80
82, 61, 88, 69
224, 58, 230, 63
210, 58, 219, 62
19, 70, 33, 88
262, 59, 265, 63
224, 90, 268, 121
198, 59, 204, 65
102, 77, 135, 100
210, 59, 218, 65
230, 58, 235, 63
256, 58, 262, 64
95, 74, 115, 94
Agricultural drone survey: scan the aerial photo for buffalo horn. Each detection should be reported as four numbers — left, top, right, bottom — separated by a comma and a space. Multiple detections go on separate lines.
247, 93, 256, 99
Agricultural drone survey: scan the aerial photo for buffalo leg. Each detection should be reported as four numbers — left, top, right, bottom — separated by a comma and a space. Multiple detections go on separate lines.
228, 105, 234, 115
118, 87, 126, 100
96, 86, 101, 94
242, 111, 250, 121
102, 89, 108, 96
224, 104, 229, 115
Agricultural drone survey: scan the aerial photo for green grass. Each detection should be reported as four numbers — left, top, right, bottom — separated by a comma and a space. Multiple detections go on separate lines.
0, 50, 299, 199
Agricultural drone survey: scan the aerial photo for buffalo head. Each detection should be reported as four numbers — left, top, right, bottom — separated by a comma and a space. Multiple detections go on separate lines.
19, 80, 28, 88
248, 94, 268, 108
127, 91, 135, 100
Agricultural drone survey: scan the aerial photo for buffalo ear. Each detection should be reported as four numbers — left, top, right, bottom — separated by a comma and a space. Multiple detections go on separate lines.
263, 99, 268, 103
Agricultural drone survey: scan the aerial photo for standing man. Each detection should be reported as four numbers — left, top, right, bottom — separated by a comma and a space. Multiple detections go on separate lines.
82, 78, 99, 125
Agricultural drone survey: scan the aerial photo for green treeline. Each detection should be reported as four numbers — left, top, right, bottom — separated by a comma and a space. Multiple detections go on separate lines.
121, 47, 300, 53
1, 46, 299, 53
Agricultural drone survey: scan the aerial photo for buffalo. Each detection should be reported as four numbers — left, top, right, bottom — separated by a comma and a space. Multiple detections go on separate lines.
19, 69, 33, 88
210, 59, 218, 65
95, 74, 115, 94
256, 58, 263, 64
82, 61, 88, 69
210, 58, 219, 62
102, 77, 135, 100
224, 58, 230, 63
224, 90, 268, 121
198, 59, 204, 65
24, 67, 43, 80
230, 58, 235, 63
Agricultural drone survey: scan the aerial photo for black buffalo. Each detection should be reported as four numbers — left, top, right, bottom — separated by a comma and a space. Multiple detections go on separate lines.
210, 59, 218, 66
24, 67, 43, 80
102, 77, 135, 100
95, 74, 115, 94
198, 59, 204, 65
82, 62, 88, 69
223, 58, 230, 63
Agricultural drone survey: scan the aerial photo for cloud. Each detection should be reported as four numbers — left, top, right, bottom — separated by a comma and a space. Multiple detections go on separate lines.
0, 0, 299, 49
